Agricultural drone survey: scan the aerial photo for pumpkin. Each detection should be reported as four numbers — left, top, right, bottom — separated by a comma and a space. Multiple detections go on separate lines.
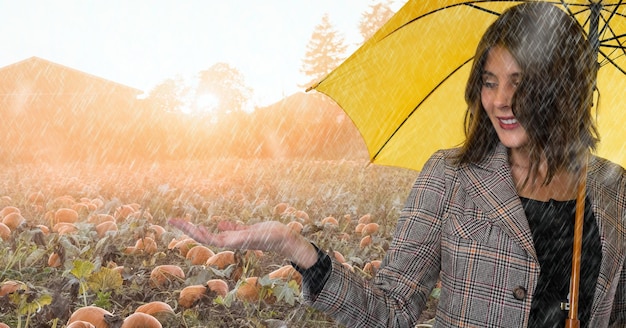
235, 277, 260, 303
273, 202, 289, 215
48, 252, 63, 268
134, 237, 158, 255
149, 265, 185, 288
0, 223, 10, 241
333, 251, 346, 263
185, 245, 215, 265
354, 223, 366, 234
0, 206, 20, 218
54, 208, 79, 224
66, 321, 96, 328
114, 205, 135, 222
0, 280, 27, 296
96, 221, 118, 238
135, 301, 174, 316
359, 235, 372, 249
321, 216, 339, 226
134, 301, 175, 325
147, 224, 166, 240
2, 212, 25, 230
88, 213, 115, 225
27, 191, 46, 205
268, 265, 302, 286
206, 251, 236, 269
206, 279, 229, 297
361, 223, 380, 237
67, 306, 112, 328
358, 213, 372, 224
121, 312, 162, 328
294, 210, 310, 223
178, 285, 208, 308
286, 221, 303, 234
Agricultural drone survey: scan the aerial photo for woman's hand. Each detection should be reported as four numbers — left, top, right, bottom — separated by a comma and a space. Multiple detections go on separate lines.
167, 218, 319, 269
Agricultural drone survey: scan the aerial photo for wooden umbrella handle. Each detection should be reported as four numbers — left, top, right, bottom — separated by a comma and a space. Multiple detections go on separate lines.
565, 160, 588, 328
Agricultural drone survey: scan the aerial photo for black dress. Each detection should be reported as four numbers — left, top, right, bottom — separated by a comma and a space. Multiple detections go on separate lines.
522, 196, 602, 328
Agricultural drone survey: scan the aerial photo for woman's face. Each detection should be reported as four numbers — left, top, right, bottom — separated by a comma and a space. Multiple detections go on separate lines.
481, 46, 529, 151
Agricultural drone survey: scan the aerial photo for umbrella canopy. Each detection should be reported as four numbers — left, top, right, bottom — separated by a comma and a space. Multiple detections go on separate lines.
311, 0, 626, 171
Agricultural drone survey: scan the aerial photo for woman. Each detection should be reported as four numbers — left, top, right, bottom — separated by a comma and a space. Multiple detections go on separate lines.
170, 3, 625, 327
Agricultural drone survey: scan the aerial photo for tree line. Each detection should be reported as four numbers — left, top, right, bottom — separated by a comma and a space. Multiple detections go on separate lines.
0, 1, 395, 165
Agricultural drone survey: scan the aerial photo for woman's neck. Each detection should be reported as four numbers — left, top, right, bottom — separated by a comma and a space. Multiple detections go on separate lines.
508, 149, 579, 202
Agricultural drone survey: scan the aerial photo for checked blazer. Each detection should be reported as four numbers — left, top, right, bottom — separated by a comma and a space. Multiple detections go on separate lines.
304, 143, 626, 327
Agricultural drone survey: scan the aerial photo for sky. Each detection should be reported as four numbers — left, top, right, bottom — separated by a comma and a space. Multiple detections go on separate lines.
1, 0, 402, 108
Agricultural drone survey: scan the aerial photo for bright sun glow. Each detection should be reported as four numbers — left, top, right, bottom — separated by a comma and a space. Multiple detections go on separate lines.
196, 94, 220, 113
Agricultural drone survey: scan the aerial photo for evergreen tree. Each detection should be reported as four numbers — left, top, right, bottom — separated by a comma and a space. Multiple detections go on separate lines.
358, 1, 396, 43
300, 13, 348, 89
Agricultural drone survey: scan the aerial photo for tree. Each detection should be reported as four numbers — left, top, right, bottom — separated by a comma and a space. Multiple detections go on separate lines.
195, 63, 252, 118
300, 13, 348, 89
145, 77, 188, 113
358, 1, 396, 42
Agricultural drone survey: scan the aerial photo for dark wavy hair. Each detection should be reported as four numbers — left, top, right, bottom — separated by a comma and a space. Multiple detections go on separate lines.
455, 2, 599, 184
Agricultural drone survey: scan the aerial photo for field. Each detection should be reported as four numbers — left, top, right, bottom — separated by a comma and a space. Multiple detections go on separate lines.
0, 159, 437, 328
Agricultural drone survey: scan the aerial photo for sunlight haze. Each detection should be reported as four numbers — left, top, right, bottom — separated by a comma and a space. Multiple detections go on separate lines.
1, 0, 400, 107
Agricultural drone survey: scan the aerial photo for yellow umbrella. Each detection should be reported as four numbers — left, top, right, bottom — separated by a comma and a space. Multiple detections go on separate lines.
311, 0, 626, 172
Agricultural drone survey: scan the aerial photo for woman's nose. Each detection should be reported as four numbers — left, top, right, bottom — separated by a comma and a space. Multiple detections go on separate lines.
494, 84, 513, 108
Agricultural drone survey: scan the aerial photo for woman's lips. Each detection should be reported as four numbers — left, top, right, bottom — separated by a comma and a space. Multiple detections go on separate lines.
498, 117, 520, 130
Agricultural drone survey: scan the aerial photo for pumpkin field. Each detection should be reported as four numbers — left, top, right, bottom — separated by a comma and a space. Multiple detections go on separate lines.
0, 159, 438, 328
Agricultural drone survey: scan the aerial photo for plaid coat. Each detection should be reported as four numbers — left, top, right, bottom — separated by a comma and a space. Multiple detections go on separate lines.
305, 143, 626, 327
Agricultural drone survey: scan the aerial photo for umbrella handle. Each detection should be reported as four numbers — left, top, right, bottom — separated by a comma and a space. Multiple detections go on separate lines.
565, 159, 588, 328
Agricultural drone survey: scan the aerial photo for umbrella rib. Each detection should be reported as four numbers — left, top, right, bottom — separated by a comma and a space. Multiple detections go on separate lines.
599, 48, 626, 75
372, 57, 474, 162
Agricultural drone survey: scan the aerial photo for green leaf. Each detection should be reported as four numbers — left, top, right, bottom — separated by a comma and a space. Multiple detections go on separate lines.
17, 292, 52, 315
430, 287, 441, 300
70, 259, 95, 280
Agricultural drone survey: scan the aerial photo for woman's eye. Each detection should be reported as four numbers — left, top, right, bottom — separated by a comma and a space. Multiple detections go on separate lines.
482, 81, 497, 89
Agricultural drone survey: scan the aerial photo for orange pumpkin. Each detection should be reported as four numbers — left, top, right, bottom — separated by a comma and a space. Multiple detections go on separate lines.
206, 279, 229, 297
185, 245, 215, 265
0, 206, 20, 218
121, 312, 162, 328
321, 216, 339, 226
205, 251, 236, 269
286, 221, 303, 234
95, 221, 118, 238
135, 301, 174, 316
178, 285, 208, 308
358, 213, 372, 224
149, 265, 185, 288
0, 222, 11, 241
235, 277, 260, 303
67, 306, 112, 328
66, 321, 96, 328
268, 265, 302, 286
2, 212, 25, 230
54, 208, 79, 224
361, 223, 380, 237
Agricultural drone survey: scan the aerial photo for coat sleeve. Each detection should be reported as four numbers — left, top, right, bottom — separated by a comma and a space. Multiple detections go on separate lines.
303, 151, 452, 327
609, 258, 626, 327
609, 167, 626, 327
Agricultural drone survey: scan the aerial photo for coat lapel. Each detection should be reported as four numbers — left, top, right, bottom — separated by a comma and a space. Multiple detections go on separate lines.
461, 143, 538, 262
